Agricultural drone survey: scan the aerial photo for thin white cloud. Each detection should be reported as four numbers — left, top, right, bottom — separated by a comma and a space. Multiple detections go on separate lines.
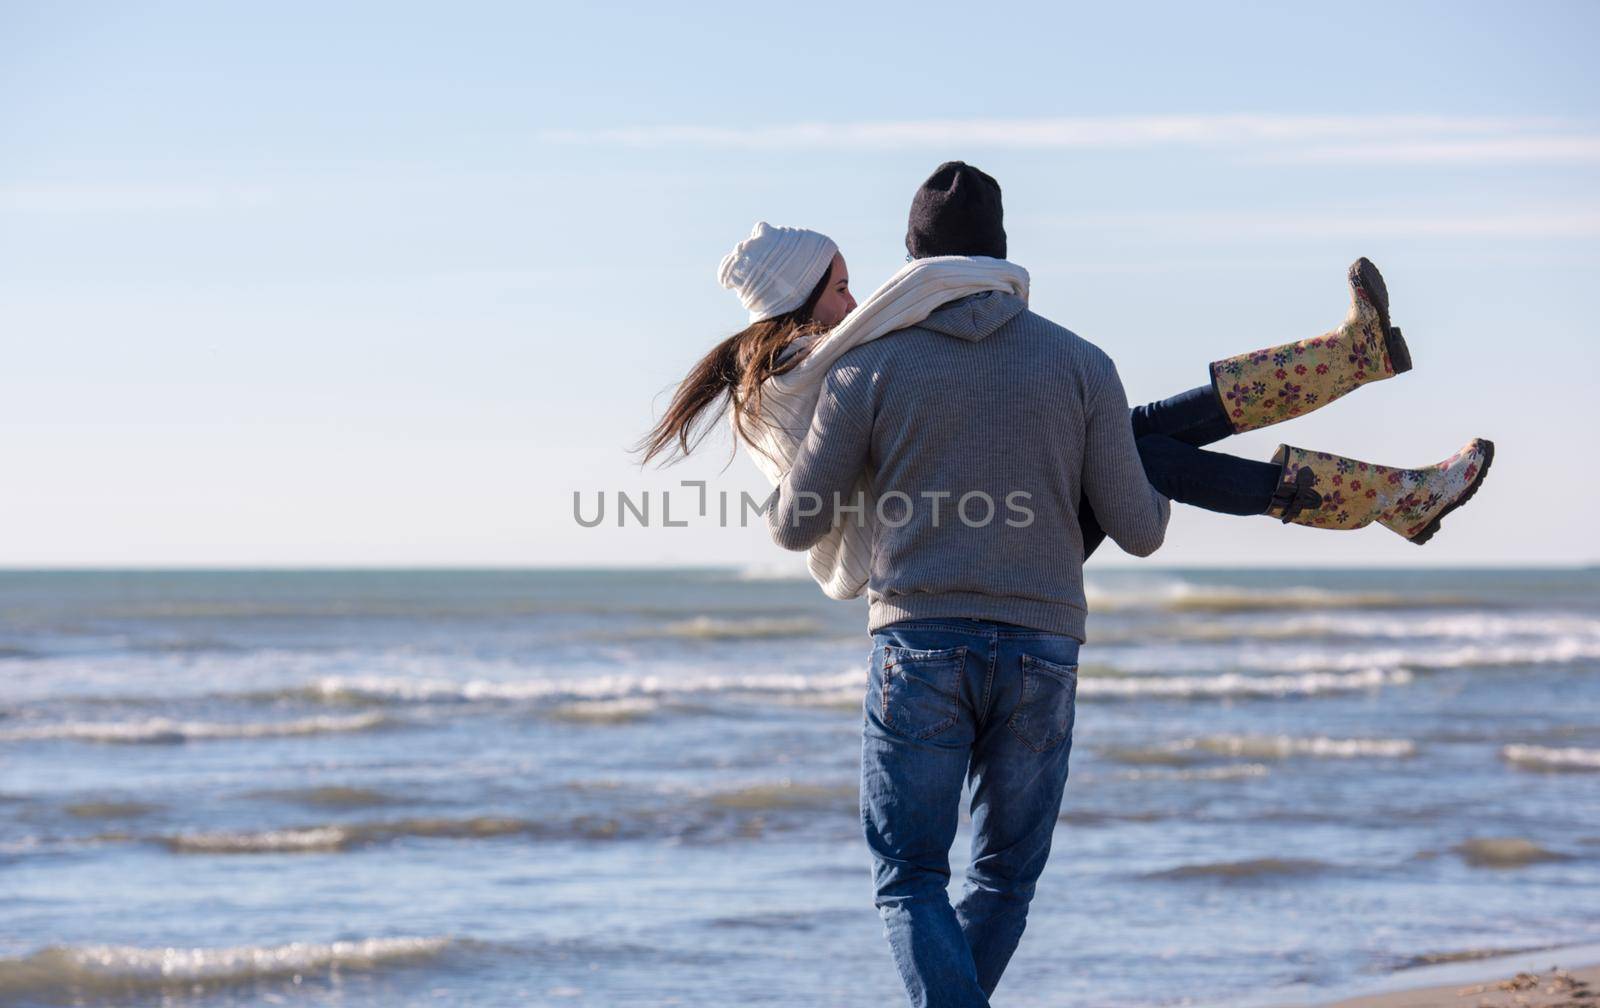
1269, 136, 1600, 164
538, 114, 1599, 164
1044, 208, 1600, 240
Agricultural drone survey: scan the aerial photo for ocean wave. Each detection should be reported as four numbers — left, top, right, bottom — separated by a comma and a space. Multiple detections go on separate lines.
570, 777, 859, 816
1103, 735, 1414, 765
1501, 744, 1600, 772
1142, 856, 1332, 880
86, 631, 1597, 717
0, 712, 394, 744
264, 664, 1419, 711
0, 936, 453, 998
1082, 667, 1412, 699
159, 814, 630, 853
130, 637, 246, 655
766, 688, 863, 712
1058, 808, 1174, 825
34, 617, 1589, 718
63, 800, 163, 819
1179, 734, 1417, 759
707, 909, 853, 932
1099, 746, 1209, 767
248, 785, 404, 808
92, 599, 557, 618
1349, 639, 1600, 672
1454, 837, 1571, 868
707, 782, 857, 812
302, 669, 865, 705
1114, 763, 1272, 781
166, 825, 357, 853
652, 616, 822, 640
24, 661, 1437, 727
1087, 581, 1471, 614
1390, 945, 1564, 971
1073, 638, 1600, 683
543, 697, 668, 724
1107, 613, 1600, 646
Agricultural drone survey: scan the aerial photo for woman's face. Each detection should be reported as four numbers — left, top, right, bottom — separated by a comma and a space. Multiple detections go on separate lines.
809, 253, 856, 327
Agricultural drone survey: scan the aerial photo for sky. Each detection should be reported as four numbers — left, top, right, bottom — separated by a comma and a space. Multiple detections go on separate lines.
1, 0, 1596, 569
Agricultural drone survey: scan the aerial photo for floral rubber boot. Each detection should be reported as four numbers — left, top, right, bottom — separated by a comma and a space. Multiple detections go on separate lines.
1265, 438, 1495, 544
1210, 258, 1413, 433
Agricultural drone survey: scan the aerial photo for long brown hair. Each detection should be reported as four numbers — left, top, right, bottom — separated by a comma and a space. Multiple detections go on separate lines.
637, 264, 835, 466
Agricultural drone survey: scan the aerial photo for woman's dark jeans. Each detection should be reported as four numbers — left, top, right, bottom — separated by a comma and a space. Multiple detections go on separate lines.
1080, 384, 1281, 559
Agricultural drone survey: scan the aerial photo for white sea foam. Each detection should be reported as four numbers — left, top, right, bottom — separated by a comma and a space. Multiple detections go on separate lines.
1080, 667, 1412, 699
163, 816, 538, 853
1329, 639, 1600, 672
309, 669, 865, 704
1501, 744, 1600, 771
545, 697, 664, 724
0, 712, 392, 744
0, 936, 453, 995
1130, 613, 1600, 645
1084, 580, 1466, 614
305, 665, 1412, 707
167, 826, 354, 853
1183, 734, 1416, 758
1087, 638, 1600, 678
654, 616, 822, 640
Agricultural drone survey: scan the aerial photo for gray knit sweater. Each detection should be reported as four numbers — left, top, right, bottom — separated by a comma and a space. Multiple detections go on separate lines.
765, 290, 1169, 641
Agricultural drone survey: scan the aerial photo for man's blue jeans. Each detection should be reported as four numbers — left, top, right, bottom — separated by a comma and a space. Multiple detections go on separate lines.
862, 618, 1082, 1008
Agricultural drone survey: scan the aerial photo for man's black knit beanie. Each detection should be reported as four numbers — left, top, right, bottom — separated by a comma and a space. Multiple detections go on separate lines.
905, 161, 1007, 260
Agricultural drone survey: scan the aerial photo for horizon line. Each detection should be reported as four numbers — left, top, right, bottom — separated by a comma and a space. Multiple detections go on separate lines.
0, 562, 1592, 574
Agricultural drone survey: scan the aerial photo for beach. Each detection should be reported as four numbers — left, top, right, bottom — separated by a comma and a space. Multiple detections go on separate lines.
2, 566, 1597, 1006
1320, 964, 1599, 1007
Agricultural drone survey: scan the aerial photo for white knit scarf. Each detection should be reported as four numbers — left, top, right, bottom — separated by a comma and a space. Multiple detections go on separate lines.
737, 255, 1031, 599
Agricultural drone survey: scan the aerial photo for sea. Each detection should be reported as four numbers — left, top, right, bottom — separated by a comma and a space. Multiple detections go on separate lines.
2, 567, 1597, 1007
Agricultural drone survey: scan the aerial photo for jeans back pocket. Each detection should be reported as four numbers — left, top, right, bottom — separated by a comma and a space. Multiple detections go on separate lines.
876, 644, 966, 740
1006, 653, 1079, 753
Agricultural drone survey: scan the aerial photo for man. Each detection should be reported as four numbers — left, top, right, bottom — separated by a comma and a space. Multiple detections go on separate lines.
766, 161, 1169, 1007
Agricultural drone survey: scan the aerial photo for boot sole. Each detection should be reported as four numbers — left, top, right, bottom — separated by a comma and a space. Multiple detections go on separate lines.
1350, 257, 1413, 375
1407, 439, 1495, 545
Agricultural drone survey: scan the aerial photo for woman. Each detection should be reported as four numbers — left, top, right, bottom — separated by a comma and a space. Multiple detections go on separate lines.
638, 222, 1492, 559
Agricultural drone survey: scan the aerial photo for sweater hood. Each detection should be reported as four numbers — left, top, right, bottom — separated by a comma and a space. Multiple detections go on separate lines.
914, 289, 1028, 343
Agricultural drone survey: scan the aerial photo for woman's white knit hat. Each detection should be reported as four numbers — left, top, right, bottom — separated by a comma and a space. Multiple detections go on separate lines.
717, 221, 838, 323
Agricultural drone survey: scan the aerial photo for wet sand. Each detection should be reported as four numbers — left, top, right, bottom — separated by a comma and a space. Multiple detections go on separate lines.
1321, 965, 1600, 1008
